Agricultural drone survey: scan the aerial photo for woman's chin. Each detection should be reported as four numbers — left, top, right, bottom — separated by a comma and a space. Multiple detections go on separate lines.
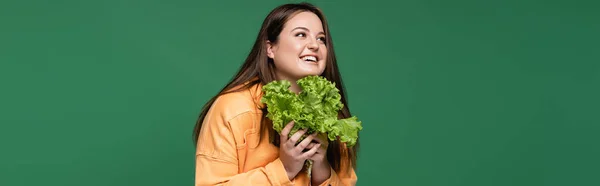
293, 72, 324, 79
295, 66, 324, 77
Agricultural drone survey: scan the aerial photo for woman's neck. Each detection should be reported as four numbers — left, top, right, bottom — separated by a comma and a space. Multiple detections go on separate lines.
275, 74, 301, 94
289, 81, 301, 94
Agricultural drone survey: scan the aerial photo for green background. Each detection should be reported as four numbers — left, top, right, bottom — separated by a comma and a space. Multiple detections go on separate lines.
1, 0, 598, 185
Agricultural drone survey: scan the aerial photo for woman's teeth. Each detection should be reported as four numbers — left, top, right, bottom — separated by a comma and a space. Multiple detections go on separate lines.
301, 56, 317, 62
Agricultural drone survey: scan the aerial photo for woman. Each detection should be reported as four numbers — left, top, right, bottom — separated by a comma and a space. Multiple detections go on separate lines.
193, 3, 358, 186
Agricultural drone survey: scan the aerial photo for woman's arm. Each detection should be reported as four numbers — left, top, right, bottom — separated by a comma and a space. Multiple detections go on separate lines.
195, 154, 292, 186
315, 166, 358, 186
309, 134, 358, 186
195, 111, 292, 186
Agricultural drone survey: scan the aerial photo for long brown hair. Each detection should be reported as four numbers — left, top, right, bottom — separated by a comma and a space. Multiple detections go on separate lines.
192, 2, 359, 173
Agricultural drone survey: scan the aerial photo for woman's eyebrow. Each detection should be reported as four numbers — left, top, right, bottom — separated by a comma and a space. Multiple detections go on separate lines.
291, 26, 325, 35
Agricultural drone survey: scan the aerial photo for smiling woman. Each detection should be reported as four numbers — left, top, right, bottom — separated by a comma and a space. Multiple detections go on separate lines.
192, 2, 358, 186
266, 12, 329, 94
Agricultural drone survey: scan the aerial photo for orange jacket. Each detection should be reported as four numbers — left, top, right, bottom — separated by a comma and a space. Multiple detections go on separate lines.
195, 81, 357, 186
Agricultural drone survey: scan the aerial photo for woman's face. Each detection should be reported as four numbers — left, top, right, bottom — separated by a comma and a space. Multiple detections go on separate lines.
267, 11, 327, 81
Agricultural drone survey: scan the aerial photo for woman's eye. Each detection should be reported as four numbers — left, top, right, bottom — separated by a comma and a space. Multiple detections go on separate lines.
296, 33, 306, 37
317, 37, 327, 44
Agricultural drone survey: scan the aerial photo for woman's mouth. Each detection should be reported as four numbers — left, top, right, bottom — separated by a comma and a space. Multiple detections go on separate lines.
300, 55, 318, 63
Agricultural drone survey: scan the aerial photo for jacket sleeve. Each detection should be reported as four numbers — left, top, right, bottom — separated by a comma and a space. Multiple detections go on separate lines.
195, 110, 292, 186
317, 145, 358, 186
317, 166, 357, 186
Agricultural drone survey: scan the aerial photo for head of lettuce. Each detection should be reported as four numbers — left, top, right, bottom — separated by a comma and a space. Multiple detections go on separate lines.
260, 75, 363, 147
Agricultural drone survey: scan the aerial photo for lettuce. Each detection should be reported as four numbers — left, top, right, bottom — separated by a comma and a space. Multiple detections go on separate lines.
261, 75, 362, 147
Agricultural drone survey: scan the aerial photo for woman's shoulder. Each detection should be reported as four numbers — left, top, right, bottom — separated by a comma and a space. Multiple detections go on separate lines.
209, 82, 264, 122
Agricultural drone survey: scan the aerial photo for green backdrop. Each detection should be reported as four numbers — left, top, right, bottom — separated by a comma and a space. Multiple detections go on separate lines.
1, 0, 598, 185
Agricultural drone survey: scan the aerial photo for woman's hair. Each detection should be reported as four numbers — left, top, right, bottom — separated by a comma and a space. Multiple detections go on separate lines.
192, 2, 359, 172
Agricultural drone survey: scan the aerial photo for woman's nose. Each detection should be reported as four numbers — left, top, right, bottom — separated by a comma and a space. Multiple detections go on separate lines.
307, 39, 319, 51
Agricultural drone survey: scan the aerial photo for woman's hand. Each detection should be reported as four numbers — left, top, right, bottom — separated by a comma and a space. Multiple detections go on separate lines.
279, 121, 320, 180
308, 133, 332, 185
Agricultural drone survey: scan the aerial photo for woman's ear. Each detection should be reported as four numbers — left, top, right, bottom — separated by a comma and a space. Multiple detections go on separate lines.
266, 40, 276, 59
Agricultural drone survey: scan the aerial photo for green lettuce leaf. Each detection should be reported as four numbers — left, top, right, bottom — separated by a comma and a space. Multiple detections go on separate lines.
260, 75, 363, 147
328, 116, 362, 147
260, 80, 303, 133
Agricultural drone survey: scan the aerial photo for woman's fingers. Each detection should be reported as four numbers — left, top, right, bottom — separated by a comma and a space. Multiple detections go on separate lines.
296, 133, 317, 151
302, 142, 319, 152
280, 121, 295, 142
288, 129, 308, 145
312, 133, 329, 148
302, 143, 321, 159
